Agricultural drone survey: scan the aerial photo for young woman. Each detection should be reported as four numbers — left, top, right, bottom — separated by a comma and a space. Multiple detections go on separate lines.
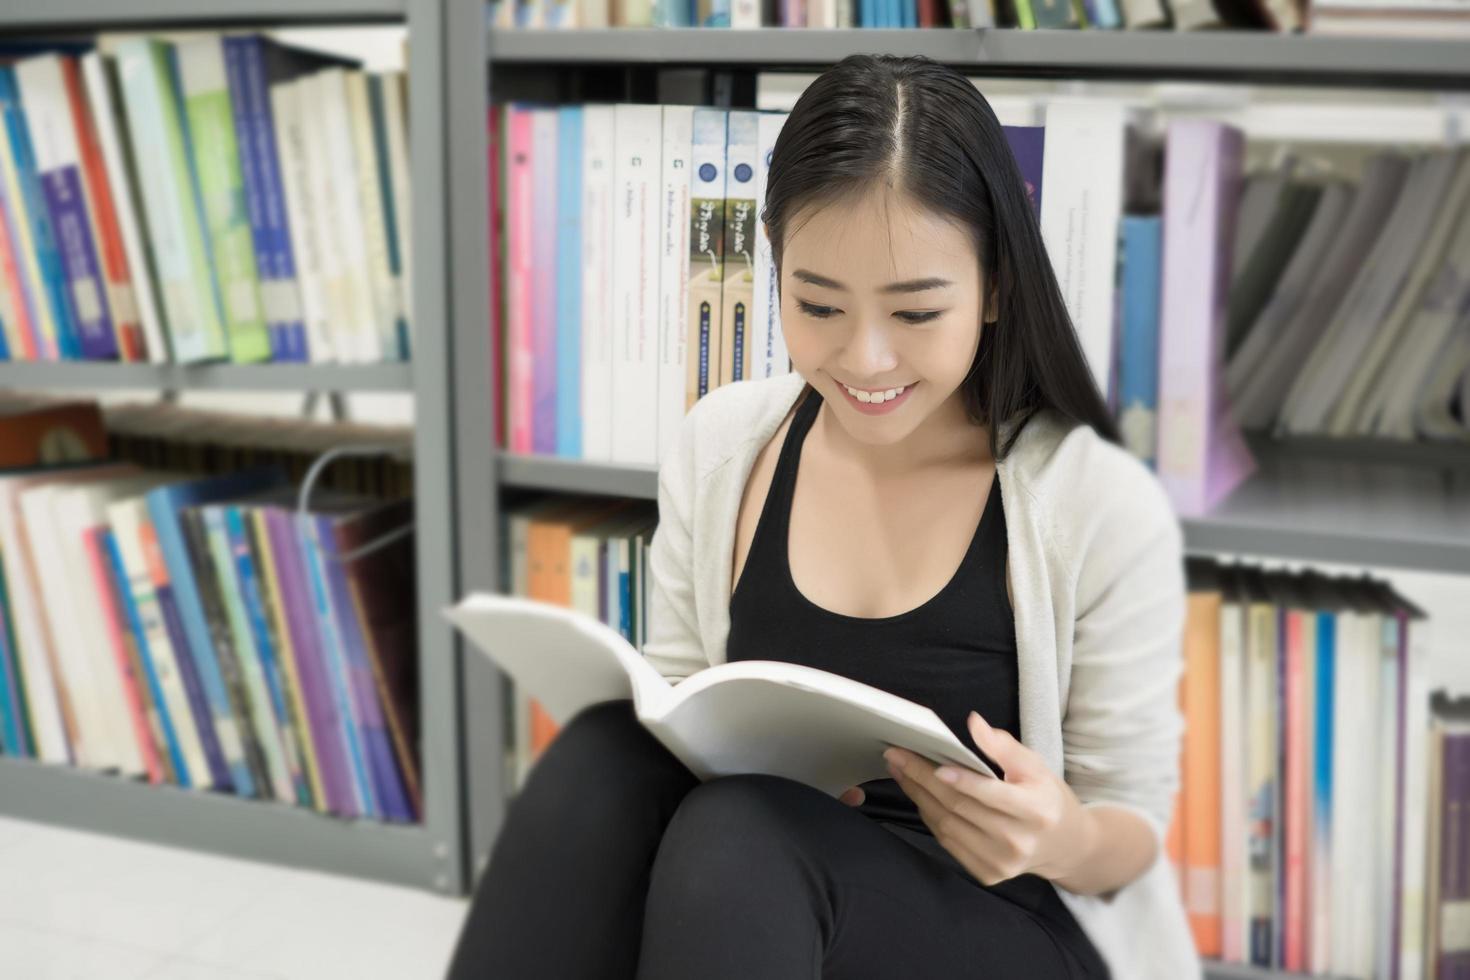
448, 54, 1197, 980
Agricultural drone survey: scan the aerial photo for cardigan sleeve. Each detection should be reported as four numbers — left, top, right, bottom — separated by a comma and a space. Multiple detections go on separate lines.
1060, 457, 1188, 849
643, 405, 710, 684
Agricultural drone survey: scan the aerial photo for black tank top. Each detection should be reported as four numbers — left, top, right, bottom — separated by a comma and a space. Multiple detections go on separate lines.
726, 387, 1020, 833
724, 388, 1112, 977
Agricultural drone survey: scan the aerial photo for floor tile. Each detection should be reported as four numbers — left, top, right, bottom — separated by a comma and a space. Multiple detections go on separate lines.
0, 919, 168, 980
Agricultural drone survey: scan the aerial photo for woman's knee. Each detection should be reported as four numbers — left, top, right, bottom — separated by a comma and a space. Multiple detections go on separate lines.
521, 698, 696, 807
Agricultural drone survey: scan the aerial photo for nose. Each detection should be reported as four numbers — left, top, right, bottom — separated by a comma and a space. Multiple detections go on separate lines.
839, 318, 899, 379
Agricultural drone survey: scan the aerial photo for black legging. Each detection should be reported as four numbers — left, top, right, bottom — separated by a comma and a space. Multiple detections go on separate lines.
446, 698, 1108, 979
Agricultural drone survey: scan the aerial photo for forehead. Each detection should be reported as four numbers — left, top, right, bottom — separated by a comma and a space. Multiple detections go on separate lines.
782, 185, 977, 280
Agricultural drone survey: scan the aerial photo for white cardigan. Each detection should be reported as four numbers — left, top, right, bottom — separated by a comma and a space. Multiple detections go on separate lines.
642, 371, 1202, 979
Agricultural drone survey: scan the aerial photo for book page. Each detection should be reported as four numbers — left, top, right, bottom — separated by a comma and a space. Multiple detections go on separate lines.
444, 593, 671, 724
648, 659, 996, 797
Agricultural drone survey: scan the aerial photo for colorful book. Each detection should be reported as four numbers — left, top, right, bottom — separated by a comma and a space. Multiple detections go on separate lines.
555, 105, 583, 459
686, 108, 727, 413
718, 111, 758, 390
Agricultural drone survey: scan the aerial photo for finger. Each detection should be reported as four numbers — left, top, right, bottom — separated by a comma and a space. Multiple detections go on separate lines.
892, 772, 1021, 883
968, 712, 1043, 782
890, 762, 1026, 843
838, 785, 865, 806
886, 746, 1029, 821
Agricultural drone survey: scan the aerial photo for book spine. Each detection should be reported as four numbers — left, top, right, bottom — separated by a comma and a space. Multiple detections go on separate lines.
147, 488, 255, 797
317, 70, 379, 362
222, 38, 285, 362
579, 104, 615, 462
382, 73, 412, 360
718, 111, 758, 390
506, 105, 534, 453
555, 105, 583, 459
686, 108, 727, 411
226, 505, 311, 807
269, 81, 332, 363
113, 40, 227, 363
300, 512, 376, 818
251, 508, 328, 814
344, 72, 399, 363
297, 75, 355, 362
176, 39, 268, 364
80, 52, 167, 363
366, 75, 407, 361
266, 508, 354, 817
0, 67, 78, 359
139, 512, 232, 791
657, 105, 693, 465
489, 104, 504, 446
81, 526, 164, 781
610, 104, 662, 467
0, 156, 33, 358
752, 111, 788, 382
0, 105, 42, 360
530, 109, 558, 456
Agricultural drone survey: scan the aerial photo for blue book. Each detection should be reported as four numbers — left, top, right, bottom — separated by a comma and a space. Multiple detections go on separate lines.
555, 106, 583, 459
1117, 216, 1162, 470
1312, 608, 1334, 913
1002, 125, 1046, 220
654, 0, 694, 25
0, 67, 79, 359
0, 556, 28, 756
299, 511, 377, 819
103, 528, 191, 787
319, 521, 412, 823
146, 468, 286, 798
222, 37, 292, 362
225, 504, 311, 806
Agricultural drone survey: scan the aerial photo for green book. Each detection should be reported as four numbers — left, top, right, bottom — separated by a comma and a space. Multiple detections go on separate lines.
174, 38, 270, 363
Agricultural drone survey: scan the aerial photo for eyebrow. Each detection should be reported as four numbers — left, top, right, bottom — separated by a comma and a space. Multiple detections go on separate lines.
792, 269, 954, 295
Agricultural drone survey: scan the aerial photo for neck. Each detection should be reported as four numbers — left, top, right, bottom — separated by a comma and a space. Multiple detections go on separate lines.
812, 388, 991, 478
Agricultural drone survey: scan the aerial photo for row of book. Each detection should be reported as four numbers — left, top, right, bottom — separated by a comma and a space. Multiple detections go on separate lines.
0, 35, 412, 366
1172, 557, 1466, 979
488, 0, 1456, 33
491, 95, 1470, 519
0, 397, 422, 825
498, 495, 659, 786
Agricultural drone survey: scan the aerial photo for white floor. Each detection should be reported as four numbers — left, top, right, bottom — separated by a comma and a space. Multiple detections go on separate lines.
0, 814, 470, 980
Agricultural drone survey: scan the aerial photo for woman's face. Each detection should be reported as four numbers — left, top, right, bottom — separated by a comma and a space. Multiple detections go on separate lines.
777, 185, 992, 451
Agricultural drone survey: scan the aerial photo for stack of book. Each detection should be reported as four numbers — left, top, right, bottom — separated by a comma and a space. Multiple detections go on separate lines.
0, 397, 421, 825
1174, 557, 1464, 978
0, 35, 412, 366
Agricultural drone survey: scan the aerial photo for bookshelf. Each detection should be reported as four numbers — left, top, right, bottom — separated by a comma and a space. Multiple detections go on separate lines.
0, 0, 475, 898
470, 23, 1470, 980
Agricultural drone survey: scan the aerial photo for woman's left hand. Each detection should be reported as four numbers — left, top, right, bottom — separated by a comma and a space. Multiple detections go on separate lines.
883, 711, 1092, 887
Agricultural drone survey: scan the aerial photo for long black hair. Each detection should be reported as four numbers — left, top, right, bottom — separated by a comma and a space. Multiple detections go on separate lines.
761, 54, 1122, 461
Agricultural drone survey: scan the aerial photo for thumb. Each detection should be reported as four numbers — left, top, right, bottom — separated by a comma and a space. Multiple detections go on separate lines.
968, 711, 1035, 781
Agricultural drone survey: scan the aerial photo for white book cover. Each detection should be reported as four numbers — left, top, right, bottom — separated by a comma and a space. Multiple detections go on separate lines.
297, 74, 355, 362
1397, 612, 1434, 980
81, 52, 168, 363
54, 478, 173, 779
1039, 99, 1129, 401
1372, 613, 1400, 980
344, 72, 401, 362
381, 72, 413, 349
309, 70, 379, 363
106, 493, 212, 788
657, 105, 694, 466
752, 111, 789, 381
22, 484, 110, 770
1278, 152, 1450, 434
0, 475, 70, 763
732, 0, 764, 25
446, 594, 1000, 797
610, 103, 663, 467
580, 105, 616, 462
1328, 151, 1470, 436
270, 81, 335, 363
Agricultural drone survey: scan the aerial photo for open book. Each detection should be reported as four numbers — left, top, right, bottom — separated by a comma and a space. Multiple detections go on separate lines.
444, 594, 998, 797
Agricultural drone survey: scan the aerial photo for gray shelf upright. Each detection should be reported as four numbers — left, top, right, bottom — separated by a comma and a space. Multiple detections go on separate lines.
0, 0, 470, 898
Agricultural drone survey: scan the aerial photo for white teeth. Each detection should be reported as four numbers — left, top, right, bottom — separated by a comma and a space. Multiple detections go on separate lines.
843, 383, 907, 404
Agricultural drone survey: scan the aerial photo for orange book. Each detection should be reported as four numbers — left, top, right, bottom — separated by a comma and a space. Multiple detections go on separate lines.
524, 499, 632, 757
1184, 585, 1223, 958
1167, 665, 1187, 898
0, 400, 108, 470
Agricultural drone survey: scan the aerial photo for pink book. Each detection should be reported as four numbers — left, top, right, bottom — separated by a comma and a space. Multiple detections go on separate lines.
81, 524, 164, 784
506, 105, 534, 454
1157, 120, 1257, 517
1282, 610, 1307, 972
0, 184, 37, 359
488, 104, 504, 449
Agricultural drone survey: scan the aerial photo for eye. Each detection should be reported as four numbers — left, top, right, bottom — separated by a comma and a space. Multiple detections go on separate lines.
797, 300, 838, 319
895, 310, 943, 324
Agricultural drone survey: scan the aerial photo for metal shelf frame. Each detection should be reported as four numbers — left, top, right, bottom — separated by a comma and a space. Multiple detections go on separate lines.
0, 0, 474, 899
489, 27, 1470, 90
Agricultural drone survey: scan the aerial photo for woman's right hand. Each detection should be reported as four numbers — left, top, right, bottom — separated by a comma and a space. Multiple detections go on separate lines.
838, 785, 865, 806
